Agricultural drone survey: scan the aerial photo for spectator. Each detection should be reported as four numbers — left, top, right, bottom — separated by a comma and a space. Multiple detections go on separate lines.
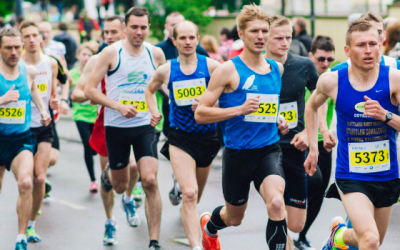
384, 21, 400, 59
228, 25, 243, 59
289, 27, 308, 57
293, 16, 313, 52
218, 27, 233, 61
64, 8, 75, 23
201, 35, 224, 62
78, 10, 101, 43
53, 22, 78, 70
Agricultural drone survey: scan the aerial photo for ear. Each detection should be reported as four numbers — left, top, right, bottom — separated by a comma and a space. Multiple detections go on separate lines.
171, 37, 177, 46
308, 52, 313, 59
238, 29, 244, 40
197, 35, 200, 43
344, 45, 350, 58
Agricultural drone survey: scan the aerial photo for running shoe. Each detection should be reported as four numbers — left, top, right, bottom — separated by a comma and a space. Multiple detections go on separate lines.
149, 241, 163, 249
89, 181, 98, 193
121, 196, 141, 227
45, 179, 52, 194
200, 212, 221, 250
101, 165, 113, 192
15, 240, 27, 250
26, 227, 41, 243
169, 176, 182, 206
103, 223, 117, 246
37, 209, 41, 216
321, 216, 349, 250
294, 238, 316, 250
133, 185, 145, 208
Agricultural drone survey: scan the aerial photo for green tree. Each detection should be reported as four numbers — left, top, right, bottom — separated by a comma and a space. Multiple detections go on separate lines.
142, 0, 212, 41
0, 1, 13, 18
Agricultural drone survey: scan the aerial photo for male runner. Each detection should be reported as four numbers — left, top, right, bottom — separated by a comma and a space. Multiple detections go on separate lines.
264, 15, 319, 249
0, 27, 51, 250
19, 20, 59, 243
196, 5, 289, 250
85, 8, 166, 250
305, 20, 400, 250
71, 15, 140, 246
146, 20, 221, 250
295, 35, 336, 250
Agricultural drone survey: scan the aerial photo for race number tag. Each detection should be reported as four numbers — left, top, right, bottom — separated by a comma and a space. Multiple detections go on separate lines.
244, 94, 279, 123
119, 92, 148, 118
37, 83, 48, 97
279, 102, 298, 129
172, 78, 206, 106
348, 140, 390, 173
0, 101, 26, 124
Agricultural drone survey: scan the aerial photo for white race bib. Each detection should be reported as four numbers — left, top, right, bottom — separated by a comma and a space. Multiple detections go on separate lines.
119, 92, 148, 118
348, 140, 390, 173
172, 78, 206, 106
279, 102, 298, 129
0, 101, 26, 124
244, 94, 279, 123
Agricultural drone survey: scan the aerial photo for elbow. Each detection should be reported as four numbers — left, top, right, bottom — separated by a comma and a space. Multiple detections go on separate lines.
195, 110, 206, 124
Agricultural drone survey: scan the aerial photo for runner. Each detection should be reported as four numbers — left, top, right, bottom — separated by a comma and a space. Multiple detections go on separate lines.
305, 20, 400, 250
19, 20, 59, 243
295, 35, 336, 250
84, 8, 166, 249
0, 27, 51, 250
264, 15, 319, 249
145, 20, 221, 250
195, 5, 289, 250
72, 15, 140, 246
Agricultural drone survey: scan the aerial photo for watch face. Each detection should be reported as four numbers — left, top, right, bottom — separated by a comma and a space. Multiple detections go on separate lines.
388, 112, 393, 119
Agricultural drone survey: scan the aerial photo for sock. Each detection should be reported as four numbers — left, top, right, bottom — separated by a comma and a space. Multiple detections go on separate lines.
149, 240, 159, 247
28, 220, 36, 229
105, 217, 115, 225
266, 219, 287, 250
192, 246, 202, 250
175, 181, 181, 193
334, 227, 347, 246
206, 206, 227, 235
123, 193, 133, 203
16, 234, 26, 243
135, 181, 142, 189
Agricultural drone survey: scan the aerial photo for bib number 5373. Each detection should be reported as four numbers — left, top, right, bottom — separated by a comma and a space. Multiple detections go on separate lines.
348, 140, 390, 173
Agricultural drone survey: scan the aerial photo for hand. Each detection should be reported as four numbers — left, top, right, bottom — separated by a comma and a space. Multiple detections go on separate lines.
40, 112, 52, 126
117, 103, 138, 118
290, 129, 309, 151
0, 85, 19, 105
150, 112, 162, 127
60, 100, 69, 114
90, 100, 98, 105
321, 130, 336, 152
304, 151, 318, 176
364, 95, 386, 121
239, 95, 260, 115
49, 94, 59, 110
277, 117, 289, 136
191, 98, 200, 112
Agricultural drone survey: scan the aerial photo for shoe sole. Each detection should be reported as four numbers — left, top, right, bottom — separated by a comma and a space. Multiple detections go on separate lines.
120, 202, 141, 227
90, 189, 98, 193
103, 240, 118, 246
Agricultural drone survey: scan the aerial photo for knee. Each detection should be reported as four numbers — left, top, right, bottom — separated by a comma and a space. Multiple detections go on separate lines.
267, 196, 285, 216
226, 214, 244, 227
142, 175, 157, 191
287, 219, 304, 233
182, 188, 198, 203
18, 177, 32, 195
360, 231, 380, 249
129, 162, 138, 175
33, 175, 46, 187
113, 182, 128, 194
49, 153, 59, 166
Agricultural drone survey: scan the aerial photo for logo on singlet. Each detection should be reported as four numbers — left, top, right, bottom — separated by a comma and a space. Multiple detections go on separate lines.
355, 102, 365, 113
242, 75, 255, 90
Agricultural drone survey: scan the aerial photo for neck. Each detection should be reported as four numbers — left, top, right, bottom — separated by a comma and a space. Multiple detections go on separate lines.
123, 39, 144, 57
178, 52, 198, 63
0, 61, 19, 78
22, 50, 41, 65
240, 47, 266, 68
265, 49, 288, 64
349, 63, 379, 85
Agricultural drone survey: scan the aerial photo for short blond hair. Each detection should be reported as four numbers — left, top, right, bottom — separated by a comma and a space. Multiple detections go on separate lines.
270, 15, 291, 28
346, 20, 376, 46
236, 4, 270, 31
19, 20, 39, 34
360, 12, 383, 24
0, 28, 21, 47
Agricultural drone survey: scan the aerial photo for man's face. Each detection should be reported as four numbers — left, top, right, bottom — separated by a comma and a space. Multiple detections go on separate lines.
368, 21, 385, 45
239, 19, 270, 55
309, 49, 335, 74
125, 15, 149, 48
171, 24, 199, 56
0, 36, 22, 67
165, 15, 184, 39
345, 29, 380, 70
38, 23, 52, 44
104, 19, 125, 45
266, 24, 292, 57
21, 26, 42, 53
77, 47, 93, 66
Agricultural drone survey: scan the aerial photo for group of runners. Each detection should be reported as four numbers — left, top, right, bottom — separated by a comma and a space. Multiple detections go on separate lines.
1, 3, 400, 250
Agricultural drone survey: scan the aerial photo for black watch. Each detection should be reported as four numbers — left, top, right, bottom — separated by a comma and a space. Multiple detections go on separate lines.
61, 98, 69, 104
383, 111, 393, 124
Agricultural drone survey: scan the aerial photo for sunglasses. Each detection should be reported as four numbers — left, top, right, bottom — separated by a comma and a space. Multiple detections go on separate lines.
316, 57, 335, 63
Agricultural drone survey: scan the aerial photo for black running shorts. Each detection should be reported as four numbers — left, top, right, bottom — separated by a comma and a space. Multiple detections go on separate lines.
105, 125, 158, 170
30, 123, 54, 144
281, 144, 307, 209
160, 128, 220, 168
325, 178, 400, 208
222, 142, 284, 206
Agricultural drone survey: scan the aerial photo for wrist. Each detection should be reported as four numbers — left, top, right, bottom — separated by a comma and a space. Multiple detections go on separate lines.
61, 98, 69, 104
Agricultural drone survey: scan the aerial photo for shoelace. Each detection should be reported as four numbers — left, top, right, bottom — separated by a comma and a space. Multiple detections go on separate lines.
105, 225, 115, 238
126, 202, 137, 216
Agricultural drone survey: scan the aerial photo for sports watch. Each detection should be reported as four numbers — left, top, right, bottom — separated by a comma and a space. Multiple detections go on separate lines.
383, 111, 393, 124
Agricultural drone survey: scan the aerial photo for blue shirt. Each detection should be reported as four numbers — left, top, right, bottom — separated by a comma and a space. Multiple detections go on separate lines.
331, 55, 400, 71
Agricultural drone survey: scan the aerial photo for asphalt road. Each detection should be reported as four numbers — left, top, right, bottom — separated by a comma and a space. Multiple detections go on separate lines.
1, 115, 400, 250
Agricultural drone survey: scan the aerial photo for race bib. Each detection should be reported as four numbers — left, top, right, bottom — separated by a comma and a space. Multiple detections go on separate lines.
0, 101, 26, 124
280, 102, 298, 129
244, 94, 279, 123
348, 140, 390, 173
119, 92, 148, 118
173, 78, 206, 106
37, 83, 48, 97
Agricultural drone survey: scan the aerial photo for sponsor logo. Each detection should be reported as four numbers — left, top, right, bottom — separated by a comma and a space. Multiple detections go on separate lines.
242, 75, 255, 90
354, 102, 365, 113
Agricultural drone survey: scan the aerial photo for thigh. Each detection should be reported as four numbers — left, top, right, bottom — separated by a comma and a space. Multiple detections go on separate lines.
11, 150, 34, 182
170, 145, 197, 191
132, 125, 158, 162
374, 206, 393, 244
33, 142, 52, 176
105, 127, 130, 170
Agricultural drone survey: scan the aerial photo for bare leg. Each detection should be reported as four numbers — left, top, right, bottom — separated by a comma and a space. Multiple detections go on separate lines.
49, 148, 59, 167
125, 156, 138, 198
99, 155, 114, 219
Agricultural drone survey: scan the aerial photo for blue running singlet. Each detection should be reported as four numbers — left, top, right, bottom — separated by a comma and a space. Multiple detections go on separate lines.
168, 54, 217, 134
219, 57, 282, 150
336, 65, 398, 181
0, 64, 31, 136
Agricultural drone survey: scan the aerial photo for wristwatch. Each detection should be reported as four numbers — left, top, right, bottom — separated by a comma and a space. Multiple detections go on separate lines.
383, 111, 393, 124
61, 98, 69, 104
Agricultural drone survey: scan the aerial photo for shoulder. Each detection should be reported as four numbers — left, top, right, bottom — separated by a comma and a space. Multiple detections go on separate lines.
155, 62, 170, 76
213, 60, 236, 77
99, 45, 117, 58
83, 55, 99, 72
205, 57, 221, 73
275, 61, 284, 75
318, 71, 338, 91
47, 55, 58, 68
150, 45, 165, 61
389, 66, 400, 81
25, 64, 37, 79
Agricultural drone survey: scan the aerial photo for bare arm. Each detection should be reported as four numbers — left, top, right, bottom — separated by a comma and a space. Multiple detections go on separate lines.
28, 65, 51, 126
152, 46, 166, 67
49, 58, 59, 110
71, 55, 98, 103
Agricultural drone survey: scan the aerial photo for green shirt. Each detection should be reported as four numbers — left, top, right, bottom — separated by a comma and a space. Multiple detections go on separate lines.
70, 67, 97, 123
155, 90, 164, 132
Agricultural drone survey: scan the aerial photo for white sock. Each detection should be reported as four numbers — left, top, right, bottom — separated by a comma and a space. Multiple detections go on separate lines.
192, 246, 202, 250
28, 220, 35, 229
123, 193, 133, 203
135, 181, 142, 189
105, 217, 115, 225
175, 182, 181, 193
16, 234, 26, 243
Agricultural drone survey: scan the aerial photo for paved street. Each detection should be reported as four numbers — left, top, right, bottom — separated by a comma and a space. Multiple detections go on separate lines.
1, 115, 400, 250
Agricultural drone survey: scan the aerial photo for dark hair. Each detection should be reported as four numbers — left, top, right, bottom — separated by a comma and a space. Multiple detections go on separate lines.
125, 7, 150, 25
0, 28, 22, 47
295, 17, 307, 31
360, 12, 383, 24
231, 25, 239, 41
219, 28, 231, 39
310, 35, 335, 54
58, 22, 68, 31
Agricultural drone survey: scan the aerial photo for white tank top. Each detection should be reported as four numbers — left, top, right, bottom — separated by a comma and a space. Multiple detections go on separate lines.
22, 54, 52, 128
104, 40, 156, 128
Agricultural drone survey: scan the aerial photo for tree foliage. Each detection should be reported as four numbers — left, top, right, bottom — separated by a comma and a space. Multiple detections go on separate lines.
0, 1, 13, 17
142, 0, 212, 41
